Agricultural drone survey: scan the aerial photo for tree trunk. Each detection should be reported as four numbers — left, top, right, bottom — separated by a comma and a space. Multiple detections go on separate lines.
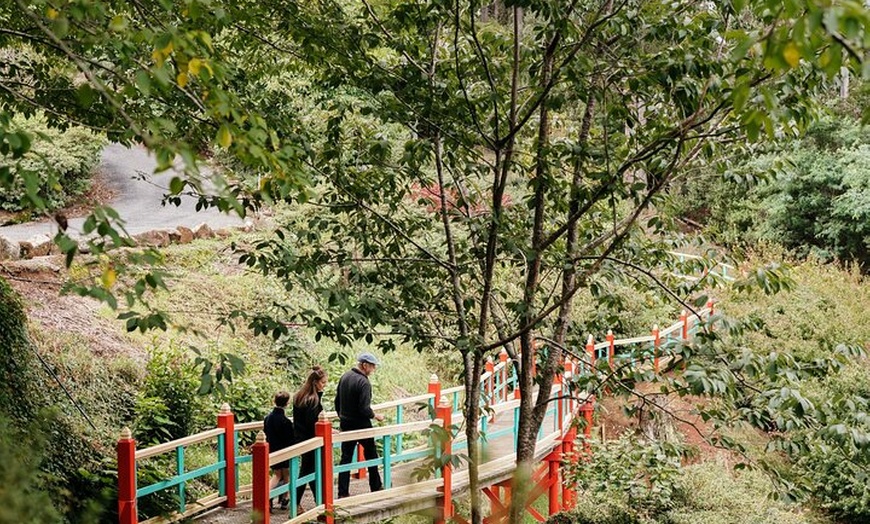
509, 32, 555, 524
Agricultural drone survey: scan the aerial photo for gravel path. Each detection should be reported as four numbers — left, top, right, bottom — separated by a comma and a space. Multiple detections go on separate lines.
0, 143, 243, 242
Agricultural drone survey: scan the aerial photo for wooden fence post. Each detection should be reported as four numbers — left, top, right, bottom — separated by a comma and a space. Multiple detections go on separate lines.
547, 439, 561, 516
117, 427, 138, 524
607, 329, 615, 370
315, 413, 335, 524
585, 335, 595, 372
252, 431, 270, 524
217, 403, 236, 508
485, 356, 494, 405
580, 396, 595, 456
561, 424, 577, 510
354, 443, 367, 479
428, 374, 441, 417
555, 362, 564, 434
499, 349, 509, 401
565, 359, 575, 414
653, 324, 661, 374
435, 398, 453, 524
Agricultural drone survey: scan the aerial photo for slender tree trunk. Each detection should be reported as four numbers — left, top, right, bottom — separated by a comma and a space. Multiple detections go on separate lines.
552, 99, 595, 346
509, 34, 555, 524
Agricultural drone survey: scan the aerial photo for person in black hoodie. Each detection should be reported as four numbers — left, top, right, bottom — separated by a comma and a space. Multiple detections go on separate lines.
292, 366, 327, 511
263, 391, 294, 509
335, 353, 384, 498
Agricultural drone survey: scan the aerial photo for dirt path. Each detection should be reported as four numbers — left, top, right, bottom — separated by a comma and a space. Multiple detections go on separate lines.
0, 143, 243, 242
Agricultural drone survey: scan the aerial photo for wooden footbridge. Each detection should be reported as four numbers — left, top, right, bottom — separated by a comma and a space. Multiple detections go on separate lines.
117, 303, 715, 524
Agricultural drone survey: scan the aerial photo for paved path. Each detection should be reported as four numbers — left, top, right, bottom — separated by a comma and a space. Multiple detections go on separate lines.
0, 144, 243, 242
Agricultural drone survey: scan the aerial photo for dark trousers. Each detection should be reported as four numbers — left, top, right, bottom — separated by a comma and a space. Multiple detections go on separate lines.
337, 437, 382, 497
295, 450, 317, 504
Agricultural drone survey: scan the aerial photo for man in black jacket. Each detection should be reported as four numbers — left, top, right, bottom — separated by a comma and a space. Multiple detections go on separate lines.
335, 353, 385, 497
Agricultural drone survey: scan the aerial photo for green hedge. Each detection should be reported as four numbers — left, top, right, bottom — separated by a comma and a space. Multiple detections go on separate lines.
0, 114, 106, 212
671, 114, 870, 271
0, 276, 117, 522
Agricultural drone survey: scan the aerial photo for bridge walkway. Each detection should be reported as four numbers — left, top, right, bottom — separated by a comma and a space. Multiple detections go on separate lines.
196, 389, 564, 524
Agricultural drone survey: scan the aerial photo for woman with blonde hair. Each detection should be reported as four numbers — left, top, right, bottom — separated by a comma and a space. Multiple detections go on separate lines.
292, 366, 327, 511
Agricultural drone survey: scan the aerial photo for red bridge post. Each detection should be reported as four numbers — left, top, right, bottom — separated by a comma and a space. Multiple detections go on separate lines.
217, 403, 236, 508
555, 363, 564, 435
435, 398, 453, 524
546, 439, 561, 516
499, 349, 509, 401
353, 443, 367, 479
581, 395, 595, 456
117, 427, 138, 524
561, 424, 577, 510
680, 310, 688, 340
252, 431, 270, 524
485, 357, 494, 404
606, 330, 615, 370
585, 335, 595, 372
316, 413, 335, 524
428, 374, 441, 414
653, 325, 661, 374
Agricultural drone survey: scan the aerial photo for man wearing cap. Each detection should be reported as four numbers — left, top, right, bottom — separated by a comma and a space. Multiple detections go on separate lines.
335, 352, 385, 497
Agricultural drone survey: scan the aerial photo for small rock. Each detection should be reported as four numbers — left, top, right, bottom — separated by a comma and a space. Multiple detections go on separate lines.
215, 228, 232, 239
133, 230, 171, 247
19, 234, 52, 259
237, 219, 255, 233
0, 236, 19, 261
192, 223, 215, 239
4, 257, 61, 273
170, 226, 194, 244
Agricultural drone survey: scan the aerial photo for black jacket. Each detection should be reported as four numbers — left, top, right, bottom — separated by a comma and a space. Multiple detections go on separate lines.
293, 391, 323, 442
263, 407, 294, 451
335, 368, 375, 429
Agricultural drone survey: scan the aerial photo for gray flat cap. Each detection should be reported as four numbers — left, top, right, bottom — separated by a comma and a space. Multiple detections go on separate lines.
358, 352, 379, 365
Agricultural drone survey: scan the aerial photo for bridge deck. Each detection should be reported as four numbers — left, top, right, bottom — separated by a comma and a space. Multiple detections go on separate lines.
196, 397, 563, 524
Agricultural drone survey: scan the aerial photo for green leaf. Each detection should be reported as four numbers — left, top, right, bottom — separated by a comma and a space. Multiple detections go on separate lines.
217, 125, 232, 149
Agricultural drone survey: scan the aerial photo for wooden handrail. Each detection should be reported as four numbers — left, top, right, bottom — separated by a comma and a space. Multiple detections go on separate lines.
136, 428, 224, 460
321, 392, 438, 419
612, 335, 656, 346
268, 437, 324, 466
441, 385, 464, 396
666, 250, 736, 270
489, 399, 521, 414
235, 421, 263, 432
371, 392, 435, 411
333, 419, 441, 443
659, 321, 684, 337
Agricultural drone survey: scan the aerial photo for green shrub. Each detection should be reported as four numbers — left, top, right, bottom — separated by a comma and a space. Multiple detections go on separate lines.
0, 113, 106, 212
0, 276, 117, 523
562, 435, 687, 521
134, 343, 203, 445
793, 362, 870, 523
0, 417, 62, 524
763, 143, 870, 268
552, 460, 827, 524
671, 114, 870, 270
549, 500, 641, 524
795, 445, 870, 523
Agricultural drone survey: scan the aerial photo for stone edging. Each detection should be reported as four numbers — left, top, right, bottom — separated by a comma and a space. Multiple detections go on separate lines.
0, 220, 255, 262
